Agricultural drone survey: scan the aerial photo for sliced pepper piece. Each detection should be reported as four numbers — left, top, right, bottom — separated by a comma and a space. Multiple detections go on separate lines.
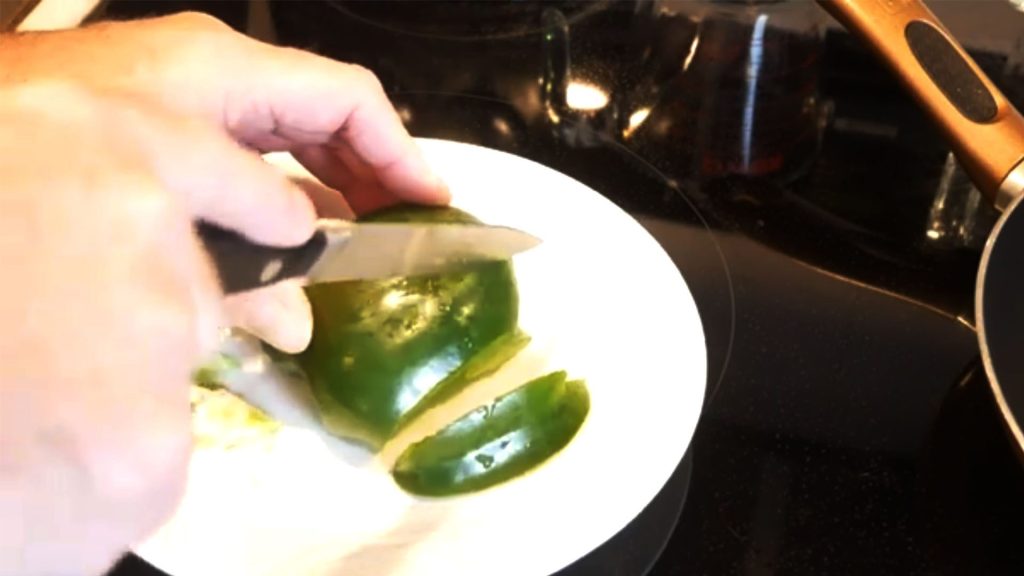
189, 354, 281, 449
189, 385, 281, 450
289, 204, 525, 451
191, 352, 240, 391
391, 370, 590, 497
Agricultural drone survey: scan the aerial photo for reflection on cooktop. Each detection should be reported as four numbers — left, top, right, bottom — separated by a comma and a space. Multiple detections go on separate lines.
647, 224, 982, 574
916, 360, 1024, 575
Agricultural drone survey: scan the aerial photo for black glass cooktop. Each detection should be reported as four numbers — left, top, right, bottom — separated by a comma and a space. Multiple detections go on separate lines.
90, 1, 1024, 574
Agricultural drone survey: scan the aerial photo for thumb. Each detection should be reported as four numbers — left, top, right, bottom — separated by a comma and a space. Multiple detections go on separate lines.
222, 279, 313, 353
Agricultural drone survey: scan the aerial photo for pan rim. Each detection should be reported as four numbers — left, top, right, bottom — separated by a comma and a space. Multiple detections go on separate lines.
977, 190, 1024, 453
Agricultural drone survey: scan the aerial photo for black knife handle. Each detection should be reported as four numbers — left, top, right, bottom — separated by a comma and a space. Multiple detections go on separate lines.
195, 221, 328, 295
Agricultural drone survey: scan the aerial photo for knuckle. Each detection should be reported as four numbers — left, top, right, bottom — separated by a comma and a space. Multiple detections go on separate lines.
95, 172, 187, 246
271, 48, 388, 101
162, 12, 241, 58
347, 63, 386, 94
165, 10, 234, 33
119, 174, 178, 221
1, 80, 105, 122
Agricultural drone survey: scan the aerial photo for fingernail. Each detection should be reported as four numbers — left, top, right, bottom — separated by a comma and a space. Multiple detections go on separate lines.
261, 294, 312, 354
406, 142, 449, 204
287, 181, 319, 243
266, 282, 313, 353
432, 173, 452, 204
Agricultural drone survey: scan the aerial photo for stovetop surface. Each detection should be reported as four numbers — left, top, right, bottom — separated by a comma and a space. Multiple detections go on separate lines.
92, 1, 1024, 574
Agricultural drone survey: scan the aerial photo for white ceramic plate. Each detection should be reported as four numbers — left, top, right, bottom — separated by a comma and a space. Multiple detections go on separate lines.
135, 138, 707, 576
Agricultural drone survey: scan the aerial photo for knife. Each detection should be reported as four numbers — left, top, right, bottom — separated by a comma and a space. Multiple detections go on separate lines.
196, 218, 541, 295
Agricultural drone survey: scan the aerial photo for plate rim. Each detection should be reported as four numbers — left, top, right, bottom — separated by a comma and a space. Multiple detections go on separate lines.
136, 137, 708, 576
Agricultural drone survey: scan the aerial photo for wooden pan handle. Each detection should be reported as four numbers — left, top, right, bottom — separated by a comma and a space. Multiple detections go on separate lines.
817, 0, 1024, 209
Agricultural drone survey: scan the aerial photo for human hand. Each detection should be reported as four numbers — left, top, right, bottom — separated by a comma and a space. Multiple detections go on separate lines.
0, 12, 449, 353
0, 80, 317, 576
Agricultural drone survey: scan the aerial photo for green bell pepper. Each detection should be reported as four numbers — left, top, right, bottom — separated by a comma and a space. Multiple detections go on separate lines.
391, 370, 589, 496
289, 204, 528, 451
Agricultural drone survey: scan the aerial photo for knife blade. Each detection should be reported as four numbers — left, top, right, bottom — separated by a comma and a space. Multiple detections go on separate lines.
196, 217, 541, 295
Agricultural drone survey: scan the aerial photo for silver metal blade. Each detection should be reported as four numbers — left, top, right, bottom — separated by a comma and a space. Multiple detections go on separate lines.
304, 218, 541, 284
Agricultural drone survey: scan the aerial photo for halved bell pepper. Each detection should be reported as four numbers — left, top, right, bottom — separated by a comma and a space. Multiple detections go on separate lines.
289, 204, 528, 451
391, 370, 589, 496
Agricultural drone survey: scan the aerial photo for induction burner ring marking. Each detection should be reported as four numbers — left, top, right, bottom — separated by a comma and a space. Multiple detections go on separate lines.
594, 129, 738, 407
323, 0, 611, 42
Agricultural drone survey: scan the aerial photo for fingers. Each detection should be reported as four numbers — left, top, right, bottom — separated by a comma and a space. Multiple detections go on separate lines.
287, 169, 356, 220
222, 280, 313, 353
112, 99, 319, 349
222, 45, 450, 208
67, 88, 319, 352
119, 101, 317, 248
291, 143, 399, 216
2, 13, 448, 220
